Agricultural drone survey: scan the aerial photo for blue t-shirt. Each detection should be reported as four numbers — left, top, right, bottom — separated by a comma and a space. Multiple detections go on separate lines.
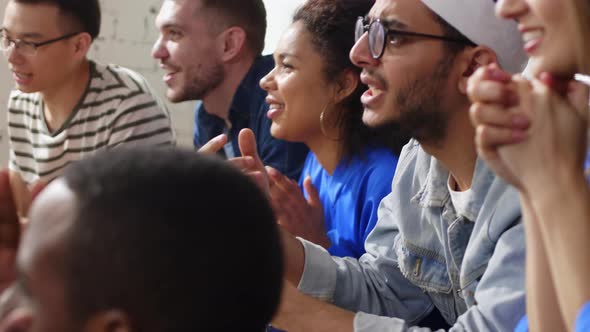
193, 55, 309, 180
299, 147, 398, 258
515, 301, 590, 332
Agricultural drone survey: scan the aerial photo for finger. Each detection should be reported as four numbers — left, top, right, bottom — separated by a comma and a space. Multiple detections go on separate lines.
467, 79, 519, 106
471, 63, 512, 84
266, 166, 298, 193
227, 156, 255, 172
475, 125, 527, 152
198, 134, 227, 155
302, 176, 320, 207
238, 129, 264, 169
470, 103, 530, 130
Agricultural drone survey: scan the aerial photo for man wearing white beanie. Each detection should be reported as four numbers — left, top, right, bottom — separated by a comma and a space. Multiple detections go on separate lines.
262, 0, 530, 331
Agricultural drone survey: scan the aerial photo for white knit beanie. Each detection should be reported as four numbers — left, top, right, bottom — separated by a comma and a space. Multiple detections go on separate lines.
421, 0, 528, 73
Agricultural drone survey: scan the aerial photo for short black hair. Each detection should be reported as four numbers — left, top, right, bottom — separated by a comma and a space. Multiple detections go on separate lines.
12, 0, 101, 40
201, 0, 267, 56
429, 10, 475, 55
293, 0, 409, 157
60, 147, 282, 331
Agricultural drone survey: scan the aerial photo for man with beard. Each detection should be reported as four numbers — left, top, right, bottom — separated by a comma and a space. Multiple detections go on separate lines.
152, 0, 308, 180
237, 0, 530, 331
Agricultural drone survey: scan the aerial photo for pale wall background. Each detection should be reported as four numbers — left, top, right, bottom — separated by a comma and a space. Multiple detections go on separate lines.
0, 0, 305, 166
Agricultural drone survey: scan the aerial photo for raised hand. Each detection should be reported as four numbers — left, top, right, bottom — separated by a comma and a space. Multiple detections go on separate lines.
497, 75, 589, 196
228, 129, 270, 196
267, 168, 330, 249
468, 64, 531, 185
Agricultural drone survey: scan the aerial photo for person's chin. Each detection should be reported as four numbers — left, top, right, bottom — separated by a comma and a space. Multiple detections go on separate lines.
270, 123, 296, 142
362, 107, 392, 128
166, 89, 187, 103
15, 83, 38, 94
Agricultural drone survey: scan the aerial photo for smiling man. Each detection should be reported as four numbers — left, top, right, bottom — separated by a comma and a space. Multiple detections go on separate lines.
256, 0, 531, 331
2, 0, 174, 217
152, 0, 308, 179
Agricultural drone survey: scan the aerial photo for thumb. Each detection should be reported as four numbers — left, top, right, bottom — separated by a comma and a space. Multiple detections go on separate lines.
238, 129, 263, 167
303, 176, 320, 207
198, 134, 227, 155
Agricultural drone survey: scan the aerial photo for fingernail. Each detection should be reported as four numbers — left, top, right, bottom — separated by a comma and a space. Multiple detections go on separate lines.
267, 167, 278, 177
488, 66, 510, 81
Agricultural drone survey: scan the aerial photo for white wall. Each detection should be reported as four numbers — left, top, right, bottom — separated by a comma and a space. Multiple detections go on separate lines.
0, 0, 305, 166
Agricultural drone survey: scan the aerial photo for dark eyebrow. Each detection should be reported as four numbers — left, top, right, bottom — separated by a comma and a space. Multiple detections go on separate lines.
379, 18, 408, 30
277, 52, 300, 61
364, 15, 409, 30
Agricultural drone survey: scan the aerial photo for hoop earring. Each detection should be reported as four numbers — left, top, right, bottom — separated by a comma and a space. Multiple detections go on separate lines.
319, 105, 341, 141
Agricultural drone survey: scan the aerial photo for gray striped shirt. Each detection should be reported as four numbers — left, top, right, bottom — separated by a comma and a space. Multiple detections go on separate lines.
8, 61, 175, 184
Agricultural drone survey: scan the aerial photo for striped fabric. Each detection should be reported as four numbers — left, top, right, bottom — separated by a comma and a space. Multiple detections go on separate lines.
8, 61, 175, 184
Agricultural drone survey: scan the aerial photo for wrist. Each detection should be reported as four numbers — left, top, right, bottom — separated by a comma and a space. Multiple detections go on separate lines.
522, 165, 587, 202
528, 170, 590, 223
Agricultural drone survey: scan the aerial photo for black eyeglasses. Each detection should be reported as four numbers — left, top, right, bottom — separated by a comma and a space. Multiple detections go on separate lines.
0, 30, 81, 56
355, 16, 476, 60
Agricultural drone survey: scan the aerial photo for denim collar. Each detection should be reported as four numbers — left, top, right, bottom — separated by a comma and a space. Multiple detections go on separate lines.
411, 156, 495, 221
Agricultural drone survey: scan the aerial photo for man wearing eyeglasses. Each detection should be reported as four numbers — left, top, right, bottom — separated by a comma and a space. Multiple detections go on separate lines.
252, 0, 531, 331
1, 0, 175, 217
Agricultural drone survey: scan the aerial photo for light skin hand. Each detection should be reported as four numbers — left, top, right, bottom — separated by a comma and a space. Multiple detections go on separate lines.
267, 168, 330, 249
228, 129, 270, 195
468, 65, 533, 185
496, 76, 589, 195
229, 129, 306, 285
197, 134, 228, 155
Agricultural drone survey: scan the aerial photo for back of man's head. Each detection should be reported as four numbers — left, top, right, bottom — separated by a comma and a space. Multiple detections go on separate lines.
60, 147, 282, 331
200, 0, 267, 56
12, 0, 100, 40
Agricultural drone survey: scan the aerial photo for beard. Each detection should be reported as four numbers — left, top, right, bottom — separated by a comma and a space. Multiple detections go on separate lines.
169, 61, 225, 103
393, 54, 456, 146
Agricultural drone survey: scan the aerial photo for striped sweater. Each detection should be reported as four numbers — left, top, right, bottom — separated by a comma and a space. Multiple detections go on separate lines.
8, 61, 175, 184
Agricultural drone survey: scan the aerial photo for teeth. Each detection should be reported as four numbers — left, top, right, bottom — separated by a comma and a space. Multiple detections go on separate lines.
268, 104, 283, 110
522, 30, 543, 44
370, 86, 383, 96
13, 72, 31, 79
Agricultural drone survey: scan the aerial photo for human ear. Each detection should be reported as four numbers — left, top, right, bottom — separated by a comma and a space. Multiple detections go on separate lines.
333, 69, 359, 103
458, 46, 498, 94
220, 27, 247, 63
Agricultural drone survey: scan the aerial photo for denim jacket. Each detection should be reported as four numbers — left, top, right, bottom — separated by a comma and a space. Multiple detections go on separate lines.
298, 139, 525, 331
193, 55, 309, 180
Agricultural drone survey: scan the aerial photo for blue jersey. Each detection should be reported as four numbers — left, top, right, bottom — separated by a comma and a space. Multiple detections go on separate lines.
300, 147, 398, 258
